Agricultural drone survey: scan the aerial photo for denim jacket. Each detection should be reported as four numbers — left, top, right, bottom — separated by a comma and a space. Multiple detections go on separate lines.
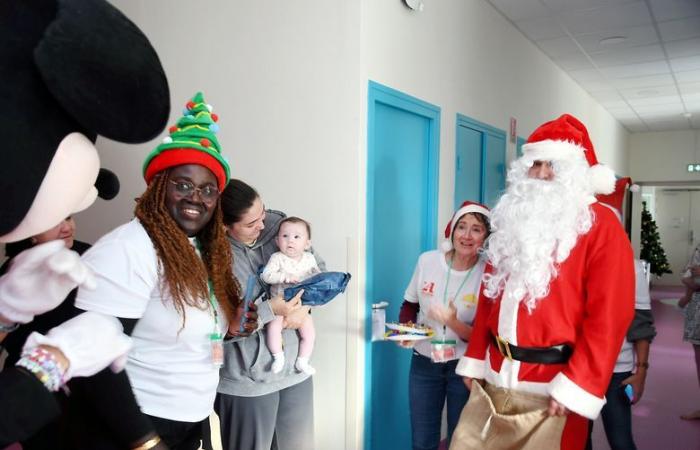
284, 271, 351, 306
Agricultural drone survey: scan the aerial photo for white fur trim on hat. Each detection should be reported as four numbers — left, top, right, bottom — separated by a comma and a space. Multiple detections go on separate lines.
588, 164, 615, 195
522, 139, 587, 163
441, 240, 454, 252
442, 203, 491, 252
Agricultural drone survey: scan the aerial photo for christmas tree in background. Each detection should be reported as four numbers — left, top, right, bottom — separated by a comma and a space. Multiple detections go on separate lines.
640, 201, 672, 277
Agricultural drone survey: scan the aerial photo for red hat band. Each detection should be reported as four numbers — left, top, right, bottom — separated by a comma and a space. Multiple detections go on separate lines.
144, 148, 227, 189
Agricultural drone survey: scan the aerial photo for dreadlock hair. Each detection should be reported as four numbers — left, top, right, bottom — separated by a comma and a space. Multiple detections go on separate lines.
135, 170, 241, 328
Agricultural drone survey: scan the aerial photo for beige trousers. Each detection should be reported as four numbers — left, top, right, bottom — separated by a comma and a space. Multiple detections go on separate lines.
450, 381, 566, 450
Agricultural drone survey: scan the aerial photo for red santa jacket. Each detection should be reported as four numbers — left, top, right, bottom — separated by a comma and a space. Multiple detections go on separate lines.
457, 203, 635, 420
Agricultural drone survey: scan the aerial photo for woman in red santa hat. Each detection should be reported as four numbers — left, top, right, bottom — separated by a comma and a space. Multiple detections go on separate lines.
450, 114, 635, 450
397, 201, 490, 450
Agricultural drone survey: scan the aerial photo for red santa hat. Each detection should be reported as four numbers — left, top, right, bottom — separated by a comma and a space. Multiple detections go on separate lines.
522, 114, 616, 195
596, 177, 640, 221
441, 201, 490, 252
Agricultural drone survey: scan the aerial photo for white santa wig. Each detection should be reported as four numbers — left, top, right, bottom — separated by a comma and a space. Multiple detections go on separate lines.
483, 114, 609, 311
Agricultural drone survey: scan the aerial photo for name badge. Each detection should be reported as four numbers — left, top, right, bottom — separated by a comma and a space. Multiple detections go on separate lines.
430, 339, 457, 363
210, 332, 224, 367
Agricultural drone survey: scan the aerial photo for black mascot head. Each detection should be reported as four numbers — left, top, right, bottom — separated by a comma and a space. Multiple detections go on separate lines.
0, 0, 169, 242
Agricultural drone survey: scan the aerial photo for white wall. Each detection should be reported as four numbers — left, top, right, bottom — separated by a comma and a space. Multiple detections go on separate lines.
629, 129, 700, 183
628, 130, 700, 256
73, 1, 630, 449
362, 0, 630, 242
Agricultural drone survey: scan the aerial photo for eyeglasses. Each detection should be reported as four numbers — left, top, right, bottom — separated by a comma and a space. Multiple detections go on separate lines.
169, 180, 220, 201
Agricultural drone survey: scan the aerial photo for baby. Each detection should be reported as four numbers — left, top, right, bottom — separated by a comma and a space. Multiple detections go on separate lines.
261, 217, 320, 375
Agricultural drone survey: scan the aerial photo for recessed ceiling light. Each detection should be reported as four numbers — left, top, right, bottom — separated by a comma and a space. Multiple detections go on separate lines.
599, 36, 628, 46
683, 112, 693, 118
636, 89, 659, 96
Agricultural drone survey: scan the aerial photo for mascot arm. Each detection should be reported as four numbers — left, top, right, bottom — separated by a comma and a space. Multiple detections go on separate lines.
66, 317, 154, 446
0, 368, 61, 446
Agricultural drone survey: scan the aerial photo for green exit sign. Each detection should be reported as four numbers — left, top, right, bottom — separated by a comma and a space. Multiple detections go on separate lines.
688, 164, 700, 172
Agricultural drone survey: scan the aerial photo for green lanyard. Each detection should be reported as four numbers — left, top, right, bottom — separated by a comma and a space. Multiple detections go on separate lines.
441, 253, 476, 339
206, 280, 222, 339
195, 238, 221, 339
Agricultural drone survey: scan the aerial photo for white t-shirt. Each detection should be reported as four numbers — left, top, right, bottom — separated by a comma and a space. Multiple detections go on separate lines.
614, 259, 651, 373
404, 250, 486, 359
75, 219, 227, 422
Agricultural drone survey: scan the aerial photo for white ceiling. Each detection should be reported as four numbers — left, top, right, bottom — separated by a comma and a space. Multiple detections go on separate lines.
486, 0, 700, 132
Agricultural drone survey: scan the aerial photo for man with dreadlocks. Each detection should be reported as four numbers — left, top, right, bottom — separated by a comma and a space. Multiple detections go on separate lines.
74, 92, 246, 450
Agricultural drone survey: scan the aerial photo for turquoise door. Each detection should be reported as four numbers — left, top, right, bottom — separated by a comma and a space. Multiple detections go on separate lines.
483, 132, 506, 207
454, 115, 507, 209
454, 124, 482, 207
365, 81, 440, 450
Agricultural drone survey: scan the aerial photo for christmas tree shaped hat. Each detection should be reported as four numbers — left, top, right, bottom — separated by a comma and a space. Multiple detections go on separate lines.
143, 92, 230, 188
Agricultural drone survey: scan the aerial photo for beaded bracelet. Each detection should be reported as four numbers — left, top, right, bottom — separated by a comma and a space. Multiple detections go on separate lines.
16, 347, 66, 392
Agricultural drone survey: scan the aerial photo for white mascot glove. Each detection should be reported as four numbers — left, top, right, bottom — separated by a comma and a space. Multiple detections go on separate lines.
22, 311, 132, 380
0, 240, 96, 324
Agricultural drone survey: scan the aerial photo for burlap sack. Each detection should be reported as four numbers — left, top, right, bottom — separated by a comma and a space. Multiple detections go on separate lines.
450, 381, 566, 450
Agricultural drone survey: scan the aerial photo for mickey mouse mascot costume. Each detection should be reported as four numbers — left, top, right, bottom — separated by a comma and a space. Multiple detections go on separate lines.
0, 0, 170, 447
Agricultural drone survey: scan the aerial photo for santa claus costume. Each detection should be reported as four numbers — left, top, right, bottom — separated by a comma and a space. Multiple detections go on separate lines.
451, 114, 635, 450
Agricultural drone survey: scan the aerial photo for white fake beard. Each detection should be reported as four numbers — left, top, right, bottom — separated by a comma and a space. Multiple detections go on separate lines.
483, 156, 596, 311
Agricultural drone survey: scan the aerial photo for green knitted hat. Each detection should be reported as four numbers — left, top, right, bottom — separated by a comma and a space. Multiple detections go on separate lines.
143, 92, 230, 188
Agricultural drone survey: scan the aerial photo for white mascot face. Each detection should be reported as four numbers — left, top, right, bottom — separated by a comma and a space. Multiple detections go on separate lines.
1, 134, 99, 243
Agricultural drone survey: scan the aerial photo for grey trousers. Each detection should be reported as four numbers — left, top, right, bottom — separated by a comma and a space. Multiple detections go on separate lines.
214, 377, 314, 450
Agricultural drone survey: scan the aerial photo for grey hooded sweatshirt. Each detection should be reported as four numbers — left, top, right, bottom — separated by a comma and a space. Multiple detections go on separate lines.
217, 209, 325, 397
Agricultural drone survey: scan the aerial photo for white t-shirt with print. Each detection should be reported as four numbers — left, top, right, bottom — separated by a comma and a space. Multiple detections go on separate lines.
404, 250, 486, 359
75, 219, 227, 422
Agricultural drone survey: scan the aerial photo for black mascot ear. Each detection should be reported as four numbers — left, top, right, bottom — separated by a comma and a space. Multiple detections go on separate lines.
34, 0, 170, 143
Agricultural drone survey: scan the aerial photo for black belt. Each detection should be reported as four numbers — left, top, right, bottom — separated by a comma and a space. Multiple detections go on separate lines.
492, 335, 572, 364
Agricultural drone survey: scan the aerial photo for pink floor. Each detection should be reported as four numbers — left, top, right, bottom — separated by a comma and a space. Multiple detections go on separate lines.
590, 285, 700, 450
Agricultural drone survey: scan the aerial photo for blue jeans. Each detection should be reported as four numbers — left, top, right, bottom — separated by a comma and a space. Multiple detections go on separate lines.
409, 352, 469, 450
587, 371, 637, 450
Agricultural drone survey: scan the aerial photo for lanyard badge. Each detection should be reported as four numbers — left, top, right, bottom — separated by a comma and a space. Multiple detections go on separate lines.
431, 339, 457, 362
432, 254, 476, 363
196, 238, 226, 368
210, 332, 224, 367
206, 281, 224, 367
